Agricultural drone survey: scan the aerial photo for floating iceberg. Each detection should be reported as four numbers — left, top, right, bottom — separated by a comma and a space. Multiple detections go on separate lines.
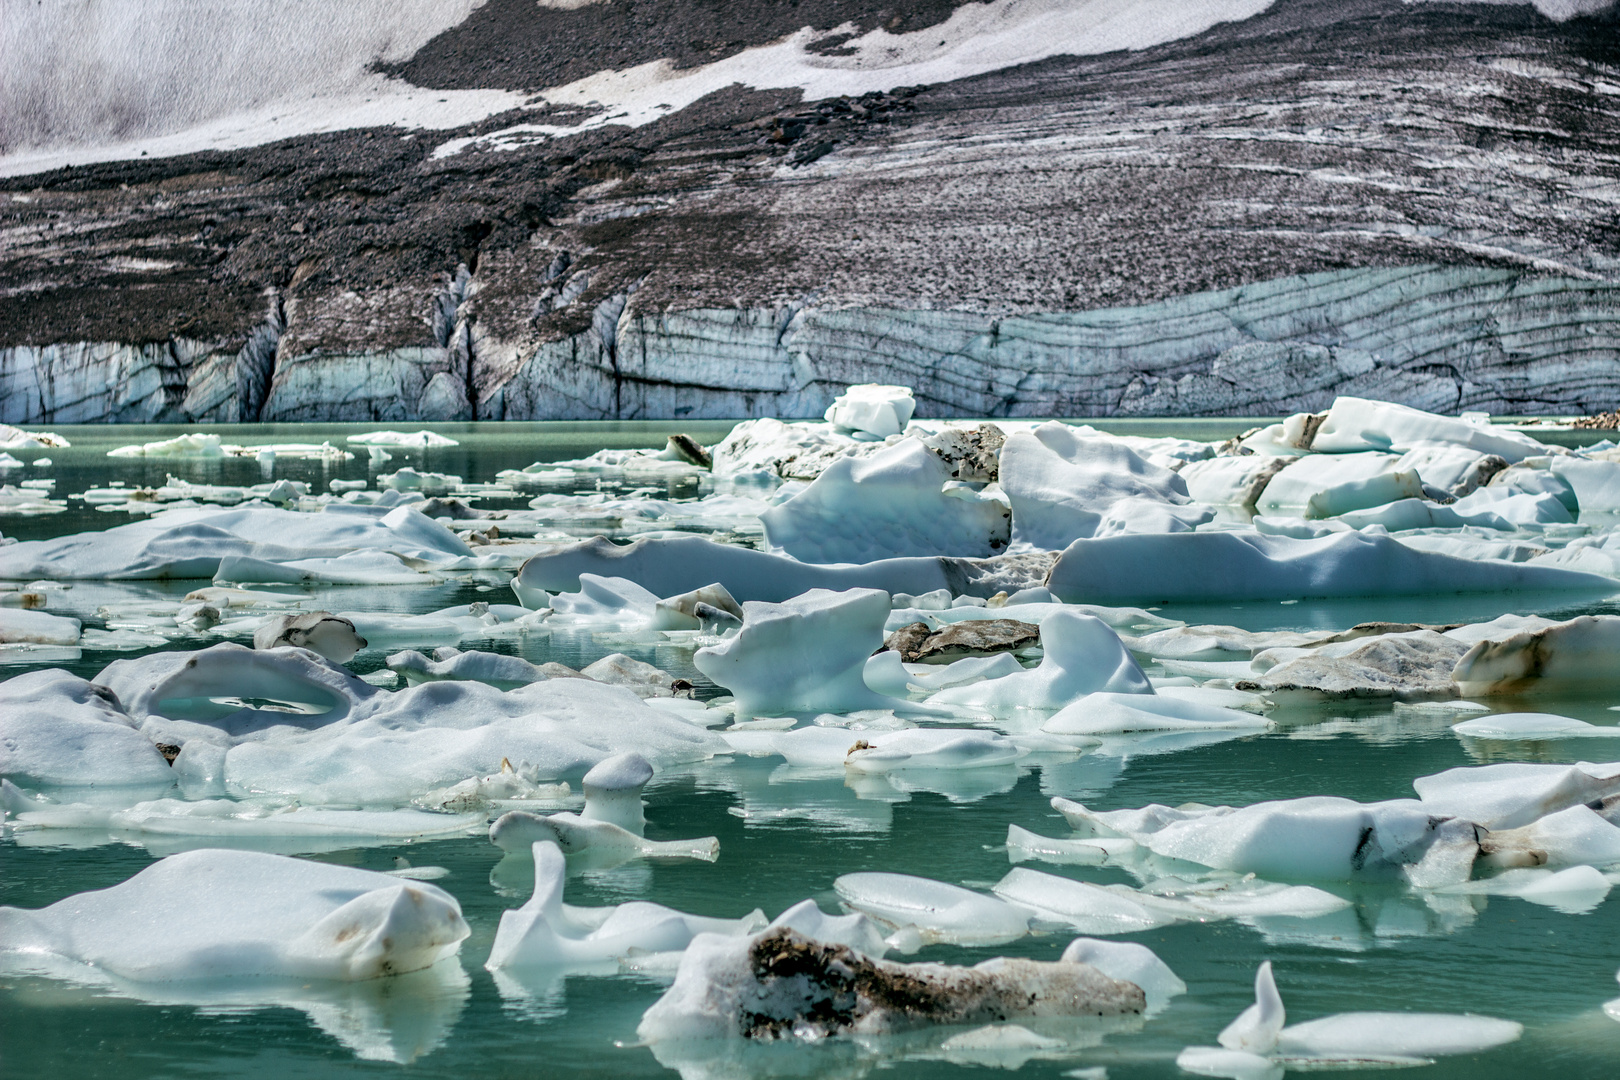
0, 848, 469, 982
832, 872, 1034, 945
1178, 961, 1521, 1075
485, 841, 762, 969
930, 611, 1152, 710
823, 384, 916, 438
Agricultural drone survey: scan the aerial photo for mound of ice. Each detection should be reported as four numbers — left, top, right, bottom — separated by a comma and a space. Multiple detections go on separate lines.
694, 589, 911, 716
824, 384, 916, 438
999, 424, 1210, 550
1045, 529, 1614, 604
486, 842, 762, 969
0, 607, 81, 645
760, 438, 1010, 561
0, 849, 468, 982
636, 925, 1144, 1043
930, 611, 1152, 711
1312, 397, 1550, 461
1412, 760, 1620, 830
1453, 713, 1620, 739
1452, 615, 1620, 696
0, 669, 174, 789
1059, 938, 1185, 1013
387, 648, 549, 690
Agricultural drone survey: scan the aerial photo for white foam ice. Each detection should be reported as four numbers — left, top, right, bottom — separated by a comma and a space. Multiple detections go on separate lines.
0, 848, 469, 981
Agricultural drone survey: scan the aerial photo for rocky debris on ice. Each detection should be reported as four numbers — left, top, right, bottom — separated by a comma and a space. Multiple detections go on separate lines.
760, 438, 1010, 562
917, 423, 1006, 483
1242, 630, 1471, 700
253, 611, 367, 663
929, 611, 1152, 711
1000, 423, 1211, 550
0, 848, 469, 982
486, 841, 762, 969
1177, 454, 1297, 507
1178, 961, 1521, 1076
824, 384, 916, 439
1044, 530, 1615, 604
708, 418, 880, 480
881, 618, 1040, 663
635, 925, 1145, 1043
1452, 615, 1620, 697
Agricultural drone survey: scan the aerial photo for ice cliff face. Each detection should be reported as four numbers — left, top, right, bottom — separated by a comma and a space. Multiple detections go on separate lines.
1, 0, 1617, 422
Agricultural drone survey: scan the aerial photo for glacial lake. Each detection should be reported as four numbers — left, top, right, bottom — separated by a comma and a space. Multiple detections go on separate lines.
4, 421, 1620, 1080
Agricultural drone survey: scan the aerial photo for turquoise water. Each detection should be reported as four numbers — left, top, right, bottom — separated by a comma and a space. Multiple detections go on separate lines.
3, 422, 1619, 1079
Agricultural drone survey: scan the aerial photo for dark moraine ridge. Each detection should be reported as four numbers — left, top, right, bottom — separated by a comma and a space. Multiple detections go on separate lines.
1, 0, 1617, 423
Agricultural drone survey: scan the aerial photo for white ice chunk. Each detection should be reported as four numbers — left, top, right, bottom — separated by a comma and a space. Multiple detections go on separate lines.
0, 849, 467, 981
694, 588, 910, 716
580, 751, 653, 834
347, 431, 459, 447
0, 669, 173, 789
760, 438, 1010, 561
1219, 961, 1285, 1053
0, 607, 81, 644
1452, 615, 1620, 697
992, 868, 1178, 934
833, 872, 1033, 945
824, 384, 916, 438
1453, 713, 1620, 739
1000, 423, 1209, 550
931, 611, 1151, 711
1312, 397, 1548, 462
1042, 691, 1269, 736
1413, 760, 1620, 829
1059, 938, 1185, 1012
485, 842, 761, 969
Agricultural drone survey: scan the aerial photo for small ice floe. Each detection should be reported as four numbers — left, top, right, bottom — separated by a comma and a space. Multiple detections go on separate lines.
379, 468, 462, 495
832, 871, 1034, 946
635, 924, 1144, 1044
485, 840, 764, 970
1411, 760, 1620, 830
759, 437, 1011, 561
1177, 961, 1521, 1076
1435, 865, 1612, 914
992, 868, 1348, 936
930, 611, 1152, 711
0, 606, 81, 645
388, 648, 550, 691
694, 588, 928, 716
1006, 824, 1139, 867
1454, 712, 1620, 740
417, 759, 570, 812
0, 424, 69, 449
1041, 691, 1270, 736
386, 856, 449, 881
253, 611, 367, 663
767, 725, 1024, 774
824, 383, 916, 439
0, 848, 469, 982
1, 782, 486, 850
347, 431, 459, 448
488, 752, 718, 861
